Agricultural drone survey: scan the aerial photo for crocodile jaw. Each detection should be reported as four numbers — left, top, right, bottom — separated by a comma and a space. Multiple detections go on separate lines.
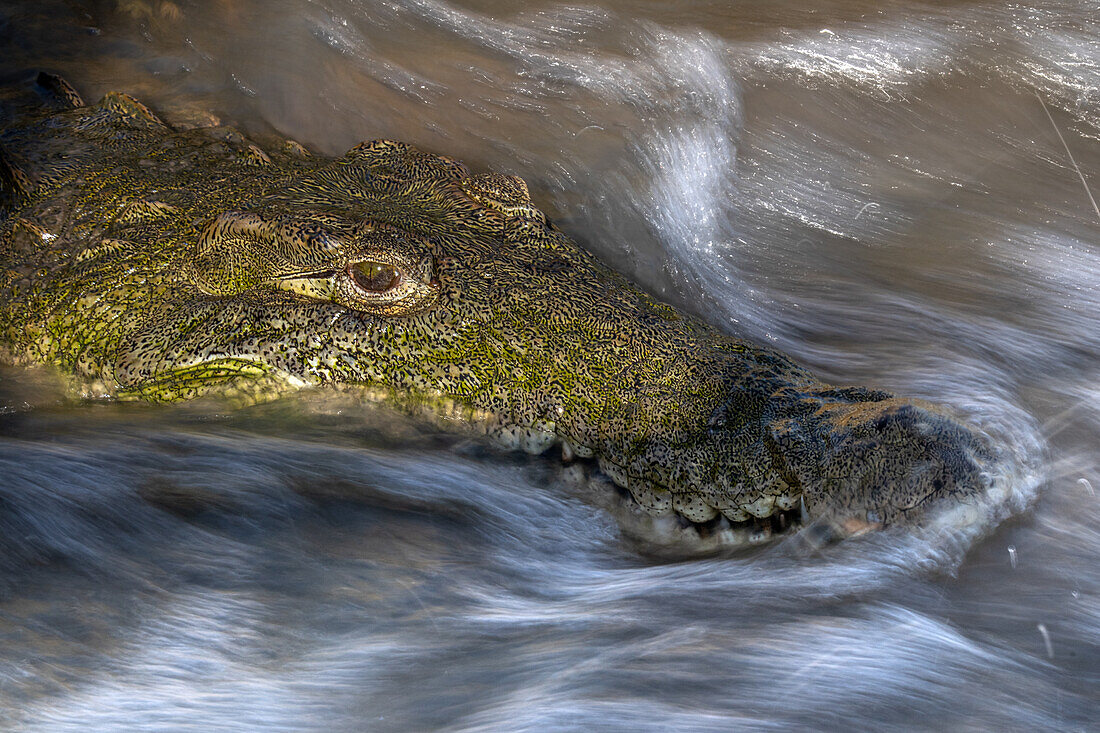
547, 396, 998, 550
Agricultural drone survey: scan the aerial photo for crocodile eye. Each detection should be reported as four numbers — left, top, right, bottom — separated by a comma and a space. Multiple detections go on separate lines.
349, 261, 400, 292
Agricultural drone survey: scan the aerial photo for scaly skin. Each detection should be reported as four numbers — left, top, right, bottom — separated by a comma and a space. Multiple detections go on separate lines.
0, 84, 997, 541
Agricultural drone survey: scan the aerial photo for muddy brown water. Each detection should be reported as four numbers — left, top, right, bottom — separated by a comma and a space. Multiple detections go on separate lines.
0, 1, 1098, 730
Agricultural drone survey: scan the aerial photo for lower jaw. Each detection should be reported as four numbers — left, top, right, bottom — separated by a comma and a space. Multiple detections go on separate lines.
556, 459, 808, 554
337, 387, 815, 550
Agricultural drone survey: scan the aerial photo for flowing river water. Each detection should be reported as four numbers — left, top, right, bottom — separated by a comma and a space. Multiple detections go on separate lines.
1, 1, 1098, 730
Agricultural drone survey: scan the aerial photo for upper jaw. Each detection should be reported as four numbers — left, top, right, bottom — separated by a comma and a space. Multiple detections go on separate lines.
564, 386, 998, 548
796, 399, 997, 528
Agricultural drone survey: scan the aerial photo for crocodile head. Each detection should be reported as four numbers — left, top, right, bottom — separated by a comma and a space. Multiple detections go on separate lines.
0, 90, 1000, 547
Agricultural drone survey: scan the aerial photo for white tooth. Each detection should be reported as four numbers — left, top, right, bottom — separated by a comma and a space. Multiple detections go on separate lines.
715, 527, 750, 546
649, 514, 680, 538
800, 495, 810, 525
561, 441, 575, 462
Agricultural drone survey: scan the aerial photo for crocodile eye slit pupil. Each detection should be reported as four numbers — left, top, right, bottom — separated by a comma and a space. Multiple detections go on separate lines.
349, 261, 399, 292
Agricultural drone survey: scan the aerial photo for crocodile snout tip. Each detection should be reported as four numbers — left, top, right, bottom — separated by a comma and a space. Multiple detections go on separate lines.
802, 399, 998, 530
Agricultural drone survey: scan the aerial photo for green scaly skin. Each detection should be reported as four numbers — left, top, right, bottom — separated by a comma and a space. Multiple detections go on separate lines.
0, 83, 998, 543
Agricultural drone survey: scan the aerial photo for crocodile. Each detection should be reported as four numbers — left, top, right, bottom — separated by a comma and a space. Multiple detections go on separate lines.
0, 75, 1000, 547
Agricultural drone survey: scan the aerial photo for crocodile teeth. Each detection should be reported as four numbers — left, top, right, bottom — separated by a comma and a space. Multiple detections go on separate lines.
581, 456, 808, 548
561, 441, 575, 463
714, 525, 751, 546
649, 514, 682, 539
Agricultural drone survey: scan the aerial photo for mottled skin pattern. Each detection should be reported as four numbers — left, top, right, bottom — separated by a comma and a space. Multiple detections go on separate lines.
0, 82, 997, 542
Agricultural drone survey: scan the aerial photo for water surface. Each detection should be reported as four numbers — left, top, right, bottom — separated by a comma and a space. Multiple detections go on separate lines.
1, 1, 1098, 730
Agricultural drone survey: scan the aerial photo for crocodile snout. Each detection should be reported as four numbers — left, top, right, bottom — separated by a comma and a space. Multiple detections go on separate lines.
794, 399, 996, 531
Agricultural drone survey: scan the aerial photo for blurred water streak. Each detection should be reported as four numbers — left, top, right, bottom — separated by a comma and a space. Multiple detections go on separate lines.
1, 1, 1098, 730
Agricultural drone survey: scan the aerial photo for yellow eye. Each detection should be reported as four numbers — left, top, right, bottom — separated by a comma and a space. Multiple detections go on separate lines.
349, 261, 400, 292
